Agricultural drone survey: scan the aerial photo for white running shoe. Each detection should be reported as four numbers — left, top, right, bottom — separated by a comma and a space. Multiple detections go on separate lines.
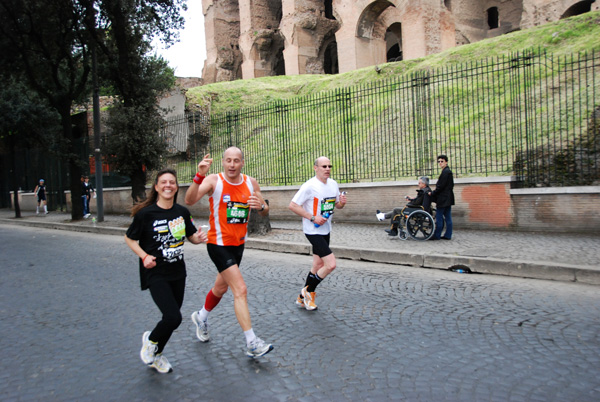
376, 212, 386, 221
150, 354, 173, 373
245, 337, 274, 358
295, 295, 305, 308
140, 331, 157, 365
191, 311, 210, 342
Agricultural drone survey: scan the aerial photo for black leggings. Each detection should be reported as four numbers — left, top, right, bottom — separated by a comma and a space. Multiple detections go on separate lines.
148, 277, 185, 354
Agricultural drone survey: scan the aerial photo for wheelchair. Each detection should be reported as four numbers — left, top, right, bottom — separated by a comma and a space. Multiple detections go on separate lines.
392, 206, 436, 241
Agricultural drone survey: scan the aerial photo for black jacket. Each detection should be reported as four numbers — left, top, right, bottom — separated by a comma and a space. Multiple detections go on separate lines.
432, 167, 455, 208
407, 186, 432, 212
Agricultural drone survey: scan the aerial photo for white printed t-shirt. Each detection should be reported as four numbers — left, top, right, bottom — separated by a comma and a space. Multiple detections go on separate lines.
291, 176, 340, 235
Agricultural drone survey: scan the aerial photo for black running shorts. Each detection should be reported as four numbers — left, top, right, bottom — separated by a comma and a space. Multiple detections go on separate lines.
207, 243, 245, 273
305, 234, 332, 258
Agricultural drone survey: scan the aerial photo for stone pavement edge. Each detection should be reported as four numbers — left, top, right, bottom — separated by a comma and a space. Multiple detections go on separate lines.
1, 209, 599, 286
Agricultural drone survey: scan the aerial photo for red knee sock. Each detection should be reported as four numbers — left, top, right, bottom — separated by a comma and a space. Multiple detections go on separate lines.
204, 289, 222, 311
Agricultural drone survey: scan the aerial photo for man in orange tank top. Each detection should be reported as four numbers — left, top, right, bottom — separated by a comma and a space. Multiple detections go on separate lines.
185, 147, 273, 358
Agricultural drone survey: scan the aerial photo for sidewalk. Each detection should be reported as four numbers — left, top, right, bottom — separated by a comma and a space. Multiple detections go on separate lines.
1, 209, 599, 285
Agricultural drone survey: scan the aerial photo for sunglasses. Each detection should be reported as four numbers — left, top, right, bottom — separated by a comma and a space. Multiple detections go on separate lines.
320, 165, 333, 168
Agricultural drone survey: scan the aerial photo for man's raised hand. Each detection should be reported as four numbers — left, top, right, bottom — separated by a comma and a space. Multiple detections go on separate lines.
197, 154, 213, 176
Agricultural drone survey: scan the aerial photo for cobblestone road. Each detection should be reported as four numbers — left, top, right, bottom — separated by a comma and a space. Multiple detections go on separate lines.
1, 225, 599, 401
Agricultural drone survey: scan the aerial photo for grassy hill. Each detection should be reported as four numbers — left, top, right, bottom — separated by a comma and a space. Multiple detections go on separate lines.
187, 12, 600, 114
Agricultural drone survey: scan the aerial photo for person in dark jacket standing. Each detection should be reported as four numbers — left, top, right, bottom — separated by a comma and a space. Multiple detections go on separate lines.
431, 155, 454, 240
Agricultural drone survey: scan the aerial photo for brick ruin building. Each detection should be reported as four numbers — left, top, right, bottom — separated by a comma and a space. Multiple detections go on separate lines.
200, 0, 599, 84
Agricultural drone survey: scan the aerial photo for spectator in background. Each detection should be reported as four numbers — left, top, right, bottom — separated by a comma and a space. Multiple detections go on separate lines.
34, 179, 48, 215
376, 176, 432, 237
82, 175, 94, 218
430, 155, 454, 240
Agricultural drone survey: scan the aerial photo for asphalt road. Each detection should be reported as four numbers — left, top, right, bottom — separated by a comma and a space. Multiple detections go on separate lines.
1, 224, 599, 401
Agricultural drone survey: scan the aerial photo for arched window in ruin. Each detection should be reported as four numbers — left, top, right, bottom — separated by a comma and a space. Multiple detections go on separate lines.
267, 0, 283, 25
356, 0, 395, 38
323, 40, 339, 74
487, 7, 499, 29
249, 29, 285, 77
273, 47, 286, 76
324, 0, 335, 20
444, 0, 452, 11
560, 1, 594, 19
385, 23, 402, 62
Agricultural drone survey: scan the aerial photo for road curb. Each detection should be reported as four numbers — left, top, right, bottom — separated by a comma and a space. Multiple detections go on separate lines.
0, 219, 127, 236
4, 218, 599, 286
249, 239, 600, 286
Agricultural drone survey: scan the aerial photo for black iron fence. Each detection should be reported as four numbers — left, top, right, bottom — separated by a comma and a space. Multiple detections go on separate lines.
2, 49, 599, 209
156, 111, 211, 180
0, 137, 87, 210
206, 49, 600, 187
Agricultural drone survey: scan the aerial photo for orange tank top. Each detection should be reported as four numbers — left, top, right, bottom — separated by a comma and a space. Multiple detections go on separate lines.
208, 173, 254, 246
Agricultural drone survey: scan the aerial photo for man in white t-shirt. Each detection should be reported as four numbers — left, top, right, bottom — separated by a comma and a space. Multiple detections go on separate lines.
289, 156, 347, 310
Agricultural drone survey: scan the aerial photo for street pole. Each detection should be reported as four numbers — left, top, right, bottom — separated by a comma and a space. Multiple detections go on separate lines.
92, 43, 104, 222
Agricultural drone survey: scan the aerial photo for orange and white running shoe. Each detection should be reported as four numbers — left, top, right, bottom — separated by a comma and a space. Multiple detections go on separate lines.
301, 286, 317, 311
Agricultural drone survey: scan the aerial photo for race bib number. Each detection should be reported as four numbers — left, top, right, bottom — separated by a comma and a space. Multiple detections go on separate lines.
227, 201, 249, 224
162, 244, 184, 260
321, 197, 336, 214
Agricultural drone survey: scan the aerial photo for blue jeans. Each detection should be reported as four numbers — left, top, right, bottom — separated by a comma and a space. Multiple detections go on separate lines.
434, 206, 452, 239
82, 195, 89, 215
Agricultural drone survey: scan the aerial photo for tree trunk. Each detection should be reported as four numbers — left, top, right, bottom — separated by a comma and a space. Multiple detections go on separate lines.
8, 137, 21, 218
130, 165, 147, 204
248, 199, 271, 235
57, 103, 83, 220
12, 190, 21, 218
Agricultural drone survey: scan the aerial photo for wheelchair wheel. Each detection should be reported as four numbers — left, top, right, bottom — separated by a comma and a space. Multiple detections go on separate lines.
398, 229, 408, 241
406, 210, 435, 241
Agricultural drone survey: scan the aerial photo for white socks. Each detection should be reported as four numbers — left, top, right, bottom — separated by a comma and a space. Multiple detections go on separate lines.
244, 328, 256, 345
198, 307, 209, 322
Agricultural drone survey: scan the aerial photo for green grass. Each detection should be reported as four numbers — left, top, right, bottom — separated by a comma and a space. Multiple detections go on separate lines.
174, 12, 600, 186
187, 12, 600, 114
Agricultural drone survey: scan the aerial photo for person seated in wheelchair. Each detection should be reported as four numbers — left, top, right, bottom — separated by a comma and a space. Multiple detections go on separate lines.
376, 176, 432, 237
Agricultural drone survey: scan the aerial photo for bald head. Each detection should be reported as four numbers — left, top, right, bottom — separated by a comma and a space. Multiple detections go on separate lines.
313, 156, 332, 183
222, 146, 245, 182
223, 146, 244, 160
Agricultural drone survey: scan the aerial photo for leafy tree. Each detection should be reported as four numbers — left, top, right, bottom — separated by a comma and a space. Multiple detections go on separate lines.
0, 0, 92, 219
101, 57, 177, 203
0, 76, 61, 217
90, 0, 183, 203
0, 0, 186, 211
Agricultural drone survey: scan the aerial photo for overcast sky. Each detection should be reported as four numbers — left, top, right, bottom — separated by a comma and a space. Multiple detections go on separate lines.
152, 2, 207, 78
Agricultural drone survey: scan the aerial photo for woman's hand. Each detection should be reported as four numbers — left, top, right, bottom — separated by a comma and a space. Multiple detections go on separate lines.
143, 254, 156, 269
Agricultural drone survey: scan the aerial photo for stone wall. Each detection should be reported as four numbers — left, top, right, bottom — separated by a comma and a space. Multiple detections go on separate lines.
16, 178, 600, 234
201, 0, 599, 84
